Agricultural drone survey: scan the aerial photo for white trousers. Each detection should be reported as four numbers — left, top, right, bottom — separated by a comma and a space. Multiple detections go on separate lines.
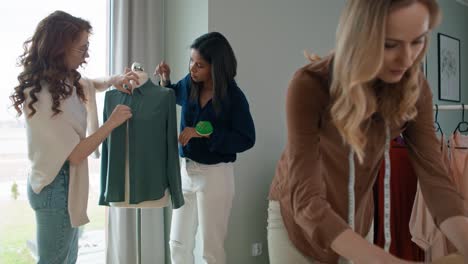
267, 201, 374, 264
170, 159, 235, 264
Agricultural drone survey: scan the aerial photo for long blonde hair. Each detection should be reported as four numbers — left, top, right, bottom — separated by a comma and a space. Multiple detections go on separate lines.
331, 0, 441, 162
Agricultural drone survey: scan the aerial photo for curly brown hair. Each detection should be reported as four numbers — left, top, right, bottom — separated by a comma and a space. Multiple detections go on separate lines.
10, 10, 92, 117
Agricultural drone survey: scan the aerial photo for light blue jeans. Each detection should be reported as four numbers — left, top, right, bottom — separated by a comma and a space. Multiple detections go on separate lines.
27, 162, 79, 264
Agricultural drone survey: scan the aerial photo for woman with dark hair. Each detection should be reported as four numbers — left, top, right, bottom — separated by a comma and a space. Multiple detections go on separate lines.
154, 31, 255, 264
10, 10, 138, 263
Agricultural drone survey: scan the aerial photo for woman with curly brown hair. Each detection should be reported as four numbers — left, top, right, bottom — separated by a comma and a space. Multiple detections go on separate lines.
10, 10, 138, 263
268, 1, 468, 263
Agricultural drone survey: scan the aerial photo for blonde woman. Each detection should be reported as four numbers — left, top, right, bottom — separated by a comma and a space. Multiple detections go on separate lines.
268, 1, 468, 263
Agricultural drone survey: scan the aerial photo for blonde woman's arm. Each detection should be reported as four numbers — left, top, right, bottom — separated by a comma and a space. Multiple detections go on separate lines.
440, 216, 468, 262
403, 77, 468, 262
331, 230, 419, 264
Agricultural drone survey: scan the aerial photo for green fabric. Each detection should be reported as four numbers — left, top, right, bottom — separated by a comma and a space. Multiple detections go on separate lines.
99, 80, 184, 209
195, 121, 213, 136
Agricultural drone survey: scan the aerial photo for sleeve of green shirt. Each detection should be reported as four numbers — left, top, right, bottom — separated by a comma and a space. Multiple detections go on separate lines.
99, 92, 110, 206
166, 89, 184, 209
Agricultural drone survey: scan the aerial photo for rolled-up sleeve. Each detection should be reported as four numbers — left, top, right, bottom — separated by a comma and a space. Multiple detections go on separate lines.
404, 76, 467, 227
286, 70, 350, 251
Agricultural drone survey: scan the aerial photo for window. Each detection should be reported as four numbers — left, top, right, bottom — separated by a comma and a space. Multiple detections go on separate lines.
0, 1, 108, 263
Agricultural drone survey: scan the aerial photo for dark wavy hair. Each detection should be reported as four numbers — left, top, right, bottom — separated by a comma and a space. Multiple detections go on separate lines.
10, 10, 92, 117
189, 32, 237, 115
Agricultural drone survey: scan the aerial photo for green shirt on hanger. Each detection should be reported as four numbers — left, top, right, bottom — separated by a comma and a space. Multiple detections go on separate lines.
99, 79, 184, 209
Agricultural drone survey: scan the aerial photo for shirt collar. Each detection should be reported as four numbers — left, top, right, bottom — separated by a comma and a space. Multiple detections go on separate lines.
130, 78, 152, 95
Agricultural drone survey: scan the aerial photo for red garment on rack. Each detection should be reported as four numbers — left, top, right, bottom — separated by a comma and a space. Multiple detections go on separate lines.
374, 139, 425, 261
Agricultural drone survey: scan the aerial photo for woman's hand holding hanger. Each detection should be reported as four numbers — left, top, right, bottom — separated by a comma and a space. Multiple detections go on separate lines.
154, 61, 171, 86
110, 67, 140, 94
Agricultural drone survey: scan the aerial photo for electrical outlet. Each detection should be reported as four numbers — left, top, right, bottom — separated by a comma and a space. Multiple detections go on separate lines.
251, 242, 262, 256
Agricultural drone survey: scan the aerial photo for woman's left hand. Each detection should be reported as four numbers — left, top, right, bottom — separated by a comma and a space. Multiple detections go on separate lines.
110, 67, 140, 94
179, 127, 204, 146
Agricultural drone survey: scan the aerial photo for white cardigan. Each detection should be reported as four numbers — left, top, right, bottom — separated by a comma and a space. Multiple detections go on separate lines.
25, 78, 99, 227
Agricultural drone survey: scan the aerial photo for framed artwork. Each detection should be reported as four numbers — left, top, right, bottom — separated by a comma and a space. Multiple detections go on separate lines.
438, 33, 461, 102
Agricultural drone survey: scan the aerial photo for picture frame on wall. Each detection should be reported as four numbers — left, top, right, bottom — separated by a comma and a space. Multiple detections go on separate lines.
438, 33, 461, 102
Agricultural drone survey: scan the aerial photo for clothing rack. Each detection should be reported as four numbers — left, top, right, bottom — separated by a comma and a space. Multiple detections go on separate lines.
432, 104, 468, 149
433, 104, 467, 111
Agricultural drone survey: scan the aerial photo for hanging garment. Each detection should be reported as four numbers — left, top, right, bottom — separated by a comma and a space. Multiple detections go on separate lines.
374, 137, 425, 261
108, 118, 171, 208
99, 79, 184, 209
409, 134, 456, 261
449, 132, 468, 200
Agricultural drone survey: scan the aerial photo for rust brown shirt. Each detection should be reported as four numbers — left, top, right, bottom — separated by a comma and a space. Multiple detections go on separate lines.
268, 56, 467, 263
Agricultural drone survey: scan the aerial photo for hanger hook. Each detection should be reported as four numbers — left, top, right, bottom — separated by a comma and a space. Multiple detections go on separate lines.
131, 62, 144, 72
435, 104, 439, 122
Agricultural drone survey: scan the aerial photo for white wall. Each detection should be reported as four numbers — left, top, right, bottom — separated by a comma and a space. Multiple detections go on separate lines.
209, 1, 344, 263
164, 0, 209, 81
428, 0, 468, 134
